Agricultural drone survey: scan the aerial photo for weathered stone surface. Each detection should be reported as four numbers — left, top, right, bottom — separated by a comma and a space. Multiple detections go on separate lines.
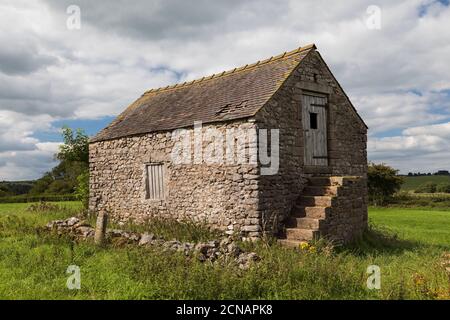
45, 217, 259, 269
89, 121, 261, 238
67, 217, 79, 227
254, 50, 368, 242
138, 233, 155, 246
89, 49, 368, 244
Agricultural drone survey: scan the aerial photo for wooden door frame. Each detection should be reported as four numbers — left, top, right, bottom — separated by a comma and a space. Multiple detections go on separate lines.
300, 89, 331, 174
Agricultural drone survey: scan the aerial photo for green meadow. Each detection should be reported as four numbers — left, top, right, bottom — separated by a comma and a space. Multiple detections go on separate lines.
0, 202, 448, 300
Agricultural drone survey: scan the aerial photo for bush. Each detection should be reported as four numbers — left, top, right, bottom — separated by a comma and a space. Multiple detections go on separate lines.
436, 183, 450, 193
368, 163, 403, 206
414, 182, 437, 193
75, 170, 89, 209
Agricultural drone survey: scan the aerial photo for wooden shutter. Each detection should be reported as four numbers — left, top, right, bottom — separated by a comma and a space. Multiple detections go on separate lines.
146, 164, 165, 200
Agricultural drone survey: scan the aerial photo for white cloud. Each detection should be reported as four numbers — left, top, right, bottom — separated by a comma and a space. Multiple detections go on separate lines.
0, 0, 450, 179
369, 121, 450, 173
353, 91, 450, 135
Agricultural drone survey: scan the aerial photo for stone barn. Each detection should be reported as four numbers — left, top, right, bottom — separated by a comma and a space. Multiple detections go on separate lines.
90, 44, 368, 245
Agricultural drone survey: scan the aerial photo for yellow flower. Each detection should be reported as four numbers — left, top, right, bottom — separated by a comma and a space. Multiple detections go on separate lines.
308, 246, 317, 253
412, 273, 425, 286
299, 242, 310, 250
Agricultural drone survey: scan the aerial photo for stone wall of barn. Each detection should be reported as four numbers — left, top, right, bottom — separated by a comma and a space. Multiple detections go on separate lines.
255, 50, 368, 242
89, 120, 263, 240
324, 177, 368, 243
89, 50, 368, 243
253, 75, 307, 237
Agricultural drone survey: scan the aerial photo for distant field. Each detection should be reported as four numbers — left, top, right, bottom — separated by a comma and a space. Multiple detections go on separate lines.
401, 175, 450, 191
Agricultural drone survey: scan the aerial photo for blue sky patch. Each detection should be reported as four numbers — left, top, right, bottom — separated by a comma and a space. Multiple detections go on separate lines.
33, 116, 116, 142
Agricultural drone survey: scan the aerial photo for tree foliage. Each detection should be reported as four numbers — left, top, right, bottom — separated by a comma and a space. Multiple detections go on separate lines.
368, 163, 404, 206
75, 171, 89, 209
57, 126, 89, 165
30, 127, 90, 208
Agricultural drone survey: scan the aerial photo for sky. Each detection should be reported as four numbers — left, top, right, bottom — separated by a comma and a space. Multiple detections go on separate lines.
0, 0, 450, 180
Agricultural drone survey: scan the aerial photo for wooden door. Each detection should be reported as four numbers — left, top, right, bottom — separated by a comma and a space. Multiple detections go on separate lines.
302, 94, 328, 166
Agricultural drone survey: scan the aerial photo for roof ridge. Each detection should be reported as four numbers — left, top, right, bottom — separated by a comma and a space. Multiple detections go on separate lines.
143, 43, 316, 95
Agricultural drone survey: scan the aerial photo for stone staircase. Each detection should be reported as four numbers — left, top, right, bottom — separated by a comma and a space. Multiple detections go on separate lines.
278, 176, 340, 248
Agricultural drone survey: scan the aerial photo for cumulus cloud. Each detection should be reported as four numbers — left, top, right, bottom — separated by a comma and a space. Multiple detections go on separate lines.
369, 121, 450, 172
0, 142, 60, 180
353, 91, 450, 134
0, 0, 449, 178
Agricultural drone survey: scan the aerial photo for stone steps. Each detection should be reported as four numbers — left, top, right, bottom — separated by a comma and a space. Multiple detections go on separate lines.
277, 239, 308, 248
293, 206, 330, 219
307, 177, 332, 186
303, 186, 338, 196
299, 195, 333, 207
308, 176, 343, 187
286, 216, 324, 229
278, 176, 346, 247
285, 228, 320, 241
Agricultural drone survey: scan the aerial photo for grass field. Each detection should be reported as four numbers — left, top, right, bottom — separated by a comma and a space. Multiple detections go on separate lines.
0, 202, 449, 300
369, 207, 450, 246
401, 175, 450, 191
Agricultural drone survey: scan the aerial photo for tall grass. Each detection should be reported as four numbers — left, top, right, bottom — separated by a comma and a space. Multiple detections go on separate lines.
106, 217, 221, 243
0, 203, 449, 300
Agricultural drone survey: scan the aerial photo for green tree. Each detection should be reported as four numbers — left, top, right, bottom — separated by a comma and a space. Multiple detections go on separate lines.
57, 126, 90, 209
75, 171, 89, 209
57, 126, 89, 165
29, 173, 54, 195
368, 163, 404, 206
29, 127, 90, 207
0, 184, 11, 197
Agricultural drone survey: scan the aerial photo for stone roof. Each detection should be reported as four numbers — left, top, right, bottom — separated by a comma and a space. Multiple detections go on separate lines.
91, 44, 317, 143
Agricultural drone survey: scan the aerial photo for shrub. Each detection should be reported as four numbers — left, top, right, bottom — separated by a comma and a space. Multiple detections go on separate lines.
414, 182, 437, 193
75, 170, 89, 209
436, 183, 450, 193
368, 163, 403, 206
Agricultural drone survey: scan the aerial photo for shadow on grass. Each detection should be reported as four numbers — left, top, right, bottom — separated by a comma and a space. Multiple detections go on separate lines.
339, 223, 424, 256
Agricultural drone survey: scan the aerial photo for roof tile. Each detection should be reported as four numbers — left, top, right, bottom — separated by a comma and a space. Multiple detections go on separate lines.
91, 44, 316, 142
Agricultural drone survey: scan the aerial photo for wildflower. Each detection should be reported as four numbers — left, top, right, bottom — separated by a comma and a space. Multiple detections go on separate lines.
412, 273, 425, 286
299, 242, 310, 250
